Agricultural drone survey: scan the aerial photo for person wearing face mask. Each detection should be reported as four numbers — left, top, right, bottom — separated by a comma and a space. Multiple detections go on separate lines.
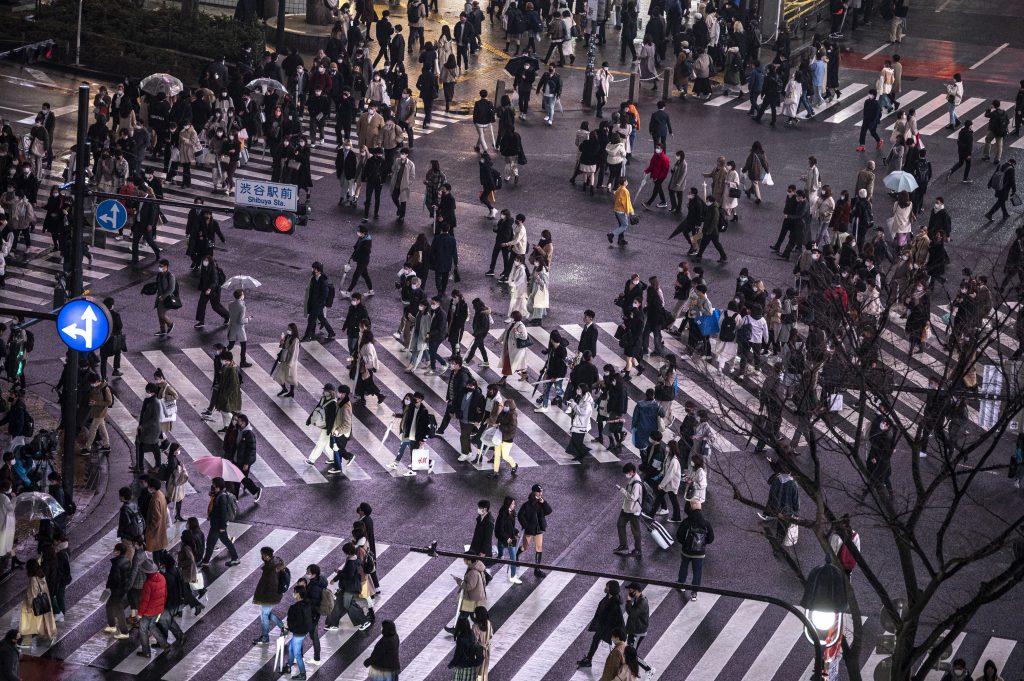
153, 259, 177, 337
195, 255, 229, 329
536, 65, 562, 125
360, 147, 388, 220
336, 138, 359, 206
303, 262, 336, 342
226, 289, 252, 368
271, 323, 301, 398
390, 392, 431, 476
307, 88, 330, 146
307, 384, 339, 469
390, 147, 415, 222
394, 87, 417, 148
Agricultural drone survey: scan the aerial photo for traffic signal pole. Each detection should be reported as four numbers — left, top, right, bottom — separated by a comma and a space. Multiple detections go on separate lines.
60, 83, 89, 508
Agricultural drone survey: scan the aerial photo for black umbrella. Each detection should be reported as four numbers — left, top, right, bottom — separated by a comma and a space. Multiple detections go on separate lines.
503, 54, 539, 79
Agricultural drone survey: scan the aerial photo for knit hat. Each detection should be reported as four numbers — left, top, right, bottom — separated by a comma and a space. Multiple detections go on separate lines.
141, 558, 159, 574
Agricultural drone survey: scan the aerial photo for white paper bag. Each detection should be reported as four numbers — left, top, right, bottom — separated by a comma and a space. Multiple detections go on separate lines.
411, 447, 432, 471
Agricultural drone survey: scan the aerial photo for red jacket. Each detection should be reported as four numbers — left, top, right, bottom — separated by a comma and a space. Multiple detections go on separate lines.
139, 572, 167, 616
645, 152, 670, 181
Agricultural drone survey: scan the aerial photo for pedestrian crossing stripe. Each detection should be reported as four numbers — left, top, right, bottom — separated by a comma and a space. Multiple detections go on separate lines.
5, 525, 1021, 681
718, 78, 1021, 147
106, 304, 1016, 487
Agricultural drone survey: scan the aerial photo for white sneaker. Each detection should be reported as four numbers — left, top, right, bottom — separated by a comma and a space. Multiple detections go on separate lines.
356, 621, 372, 631
534, 406, 548, 413
403, 469, 416, 476
509, 575, 523, 584
656, 508, 669, 516
392, 332, 402, 341
103, 626, 117, 634
457, 454, 472, 461
388, 462, 398, 470
919, 451, 928, 458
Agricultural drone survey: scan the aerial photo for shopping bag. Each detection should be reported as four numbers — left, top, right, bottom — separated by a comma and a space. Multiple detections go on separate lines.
273, 634, 288, 672
696, 309, 721, 336
763, 172, 774, 186
411, 447, 432, 471
782, 523, 799, 547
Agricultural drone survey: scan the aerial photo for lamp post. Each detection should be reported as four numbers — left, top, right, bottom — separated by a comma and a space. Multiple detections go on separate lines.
801, 562, 850, 680
412, 542, 830, 680
581, 0, 599, 107
74, 0, 83, 66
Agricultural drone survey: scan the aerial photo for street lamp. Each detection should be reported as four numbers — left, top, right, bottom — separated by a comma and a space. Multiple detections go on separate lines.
801, 562, 849, 679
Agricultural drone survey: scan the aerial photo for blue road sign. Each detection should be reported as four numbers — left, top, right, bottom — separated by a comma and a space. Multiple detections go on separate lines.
94, 199, 127, 232
56, 298, 112, 352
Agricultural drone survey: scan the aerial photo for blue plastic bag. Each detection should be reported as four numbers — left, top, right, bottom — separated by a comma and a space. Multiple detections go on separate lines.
696, 309, 721, 336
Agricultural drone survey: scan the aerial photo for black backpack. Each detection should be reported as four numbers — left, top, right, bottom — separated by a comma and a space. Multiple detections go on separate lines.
682, 524, 708, 554
278, 566, 291, 594
362, 550, 377, 575
407, 1, 419, 24
125, 503, 146, 539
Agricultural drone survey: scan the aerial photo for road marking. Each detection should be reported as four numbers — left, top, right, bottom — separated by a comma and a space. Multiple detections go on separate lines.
970, 43, 1009, 70
935, 0, 953, 10
24, 68, 55, 85
918, 97, 984, 136
862, 43, 890, 60
740, 613, 807, 681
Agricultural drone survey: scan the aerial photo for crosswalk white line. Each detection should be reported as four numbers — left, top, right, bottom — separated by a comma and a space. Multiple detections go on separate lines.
1012, 136, 1024, 149
707, 93, 740, 107
109, 528, 296, 674
919, 97, 984, 136
511, 579, 606, 681
483, 570, 576, 669
60, 520, 243, 664
290, 549, 425, 675
1, 526, 119, 633
877, 90, 927, 124
685, 600, 769, 680
646, 595, 720, 678
885, 94, 947, 131
266, 341, 400, 478
333, 558, 466, 680
236, 357, 371, 481
303, 341, 457, 475
163, 534, 343, 681
378, 338, 540, 470
739, 613, 806, 681
179, 347, 328, 485
392, 563, 529, 680
975, 636, 1016, 675
817, 83, 870, 123
809, 83, 869, 119
922, 632, 966, 681
799, 615, 868, 681
136, 353, 285, 487
568, 585, 674, 681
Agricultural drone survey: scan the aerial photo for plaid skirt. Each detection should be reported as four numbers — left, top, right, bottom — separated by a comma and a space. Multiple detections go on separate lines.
451, 667, 475, 681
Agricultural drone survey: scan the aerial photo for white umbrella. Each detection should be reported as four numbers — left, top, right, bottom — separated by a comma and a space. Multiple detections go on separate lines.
224, 275, 262, 290
246, 78, 287, 95
883, 170, 919, 193
140, 73, 184, 97
15, 492, 64, 521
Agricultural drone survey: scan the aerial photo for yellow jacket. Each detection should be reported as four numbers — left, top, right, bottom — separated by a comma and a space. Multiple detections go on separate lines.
613, 185, 633, 214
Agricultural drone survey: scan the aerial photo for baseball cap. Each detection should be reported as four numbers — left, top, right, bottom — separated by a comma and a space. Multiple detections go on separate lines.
531, 484, 543, 493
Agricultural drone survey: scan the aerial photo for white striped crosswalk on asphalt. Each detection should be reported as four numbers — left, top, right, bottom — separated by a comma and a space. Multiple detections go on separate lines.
8, 522, 1019, 681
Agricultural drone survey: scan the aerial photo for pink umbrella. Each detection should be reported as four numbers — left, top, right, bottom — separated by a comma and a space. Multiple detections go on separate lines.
192, 456, 244, 482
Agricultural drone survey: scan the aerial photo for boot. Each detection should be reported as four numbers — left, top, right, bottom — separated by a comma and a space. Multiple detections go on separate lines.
534, 552, 546, 578
285, 386, 295, 398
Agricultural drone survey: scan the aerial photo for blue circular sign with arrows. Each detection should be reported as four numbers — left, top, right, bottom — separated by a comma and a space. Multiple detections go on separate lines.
94, 199, 127, 232
56, 298, 112, 352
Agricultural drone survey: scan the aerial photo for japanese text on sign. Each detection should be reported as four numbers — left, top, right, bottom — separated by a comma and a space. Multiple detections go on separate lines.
234, 180, 298, 211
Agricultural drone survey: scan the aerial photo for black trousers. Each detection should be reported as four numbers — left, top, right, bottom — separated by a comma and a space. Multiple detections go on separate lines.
489, 243, 511, 273
131, 228, 160, 263
949, 152, 971, 181
136, 441, 161, 471
348, 262, 373, 291
197, 289, 229, 323
697, 232, 727, 259
364, 182, 383, 218
304, 309, 335, 338
227, 340, 247, 365
859, 122, 880, 145
465, 333, 489, 363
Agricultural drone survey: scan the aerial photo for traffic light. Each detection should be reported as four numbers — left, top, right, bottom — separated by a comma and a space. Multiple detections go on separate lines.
233, 207, 296, 235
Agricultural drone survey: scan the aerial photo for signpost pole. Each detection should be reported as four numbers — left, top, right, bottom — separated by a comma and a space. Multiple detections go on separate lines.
61, 83, 90, 507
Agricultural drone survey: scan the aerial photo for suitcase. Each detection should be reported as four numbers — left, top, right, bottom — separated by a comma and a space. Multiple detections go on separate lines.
642, 514, 674, 551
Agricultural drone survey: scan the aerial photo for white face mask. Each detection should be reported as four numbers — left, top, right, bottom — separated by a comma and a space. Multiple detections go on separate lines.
403, 398, 411, 405
477, 508, 487, 516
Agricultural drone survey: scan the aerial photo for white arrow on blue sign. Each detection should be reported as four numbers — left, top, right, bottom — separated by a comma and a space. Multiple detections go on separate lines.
94, 199, 127, 232
56, 298, 112, 352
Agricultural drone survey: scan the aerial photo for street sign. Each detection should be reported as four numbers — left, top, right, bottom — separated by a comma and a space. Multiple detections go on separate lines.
94, 199, 127, 232
56, 297, 112, 352
235, 180, 298, 212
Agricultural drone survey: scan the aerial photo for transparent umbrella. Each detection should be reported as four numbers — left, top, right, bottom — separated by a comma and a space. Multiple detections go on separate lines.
15, 492, 64, 521
224, 275, 262, 290
883, 170, 919, 193
246, 78, 287, 95
140, 73, 185, 97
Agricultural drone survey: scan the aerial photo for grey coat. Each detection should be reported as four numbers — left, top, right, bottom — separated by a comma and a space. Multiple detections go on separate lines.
138, 395, 161, 444
228, 299, 247, 342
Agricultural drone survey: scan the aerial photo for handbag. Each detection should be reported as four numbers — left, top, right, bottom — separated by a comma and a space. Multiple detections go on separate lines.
515, 336, 534, 349
162, 293, 183, 310
141, 282, 158, 296
629, 213, 640, 226
158, 397, 178, 423
1011, 194, 1023, 207
287, 159, 301, 171
31, 592, 51, 616
728, 186, 742, 199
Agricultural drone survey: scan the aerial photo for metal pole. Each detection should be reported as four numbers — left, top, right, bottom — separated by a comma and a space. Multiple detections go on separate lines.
581, 31, 597, 107
275, 0, 287, 50
411, 542, 827, 681
61, 84, 89, 509
74, 0, 83, 66
662, 67, 671, 101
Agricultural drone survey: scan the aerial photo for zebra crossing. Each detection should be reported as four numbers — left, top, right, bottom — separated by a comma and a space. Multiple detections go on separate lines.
102, 296, 1017, 490
1, 108, 465, 319
14, 521, 1021, 680
704, 77, 1024, 149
